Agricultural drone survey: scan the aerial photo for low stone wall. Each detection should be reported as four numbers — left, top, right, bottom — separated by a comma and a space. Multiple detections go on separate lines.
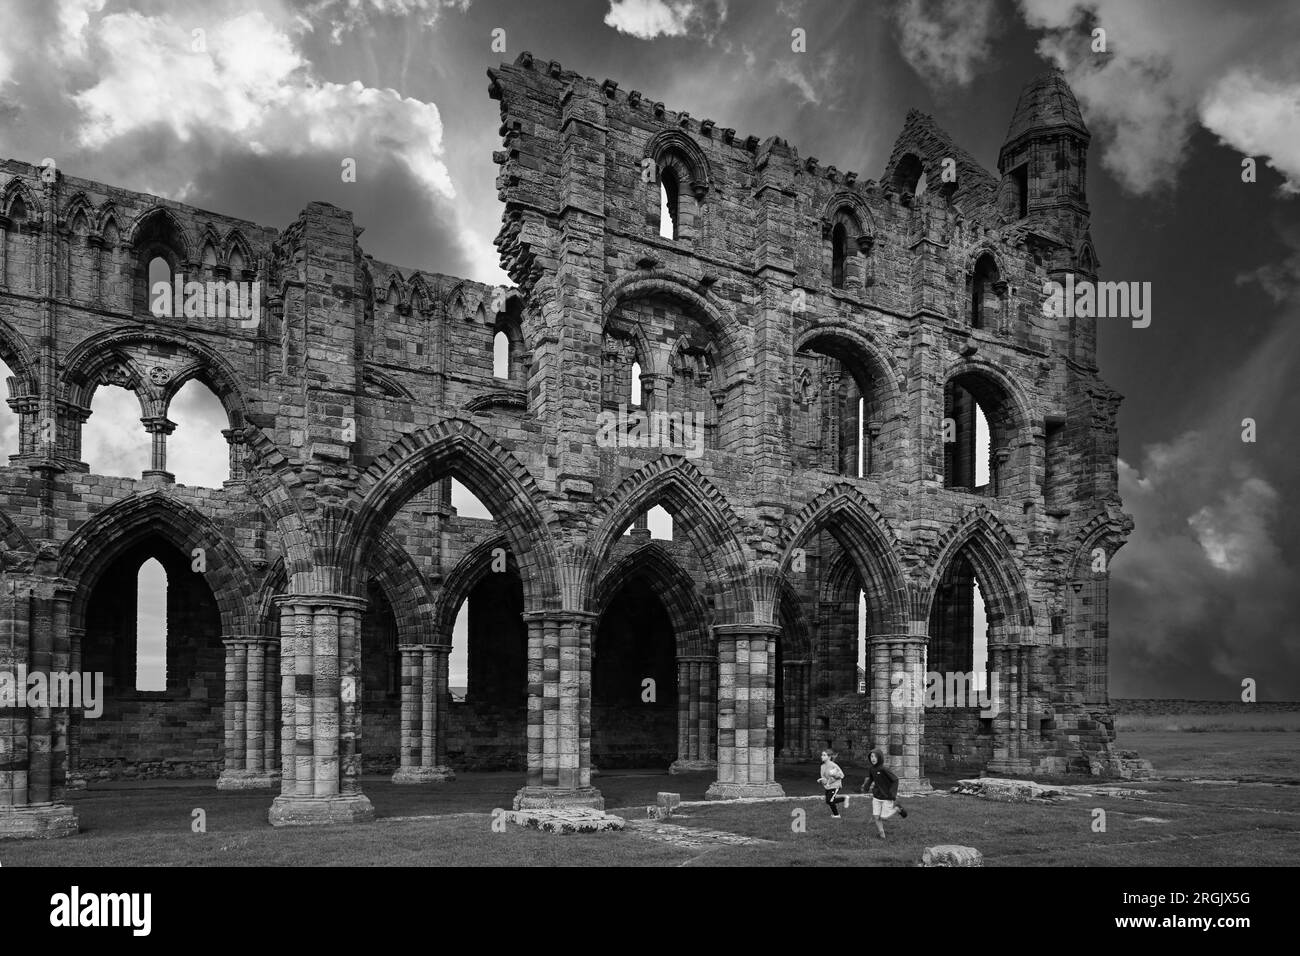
1112, 699, 1300, 715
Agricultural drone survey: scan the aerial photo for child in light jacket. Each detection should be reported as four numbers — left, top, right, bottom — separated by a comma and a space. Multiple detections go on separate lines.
818, 749, 847, 819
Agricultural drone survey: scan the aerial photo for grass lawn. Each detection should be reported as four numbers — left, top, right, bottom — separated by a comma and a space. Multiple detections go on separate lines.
1, 727, 1295, 866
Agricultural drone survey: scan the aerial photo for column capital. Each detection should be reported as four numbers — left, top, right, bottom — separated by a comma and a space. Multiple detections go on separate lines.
521, 609, 599, 624
712, 623, 781, 639
866, 632, 927, 647
140, 416, 177, 436
272, 593, 368, 612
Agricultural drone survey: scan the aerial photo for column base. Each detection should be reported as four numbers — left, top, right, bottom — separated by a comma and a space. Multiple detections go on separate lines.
0, 803, 79, 840
217, 769, 281, 791
268, 793, 375, 826
898, 777, 934, 796
512, 786, 604, 811
392, 765, 455, 784
705, 781, 787, 800
669, 758, 717, 774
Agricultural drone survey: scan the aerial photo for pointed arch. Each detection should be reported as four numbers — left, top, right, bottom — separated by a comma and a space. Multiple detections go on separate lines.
433, 534, 514, 641
1, 177, 42, 220
593, 540, 712, 656
347, 419, 560, 607
406, 272, 434, 314
59, 491, 254, 634
924, 508, 1033, 631
0, 318, 39, 400
584, 456, 750, 620
61, 192, 94, 231
779, 483, 910, 634
366, 527, 437, 644
223, 228, 254, 274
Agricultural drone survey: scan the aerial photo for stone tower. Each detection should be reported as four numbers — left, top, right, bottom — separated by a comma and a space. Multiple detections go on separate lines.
0, 57, 1136, 839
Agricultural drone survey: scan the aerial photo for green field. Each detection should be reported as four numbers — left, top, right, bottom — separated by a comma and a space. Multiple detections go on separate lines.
2, 727, 1295, 866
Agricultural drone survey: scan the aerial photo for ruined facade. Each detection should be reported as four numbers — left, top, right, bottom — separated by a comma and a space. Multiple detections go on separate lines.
0, 58, 1132, 836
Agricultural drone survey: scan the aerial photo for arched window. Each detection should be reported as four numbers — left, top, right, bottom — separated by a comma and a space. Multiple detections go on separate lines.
659, 166, 679, 240
148, 256, 171, 315
493, 330, 510, 379
971, 253, 999, 330
943, 372, 1012, 495
4, 196, 27, 289
136, 557, 167, 691
83, 383, 150, 478
166, 379, 230, 488
831, 222, 847, 289
630, 360, 642, 406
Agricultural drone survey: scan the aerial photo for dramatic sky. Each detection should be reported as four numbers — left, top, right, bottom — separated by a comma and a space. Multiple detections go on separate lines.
0, 0, 1297, 698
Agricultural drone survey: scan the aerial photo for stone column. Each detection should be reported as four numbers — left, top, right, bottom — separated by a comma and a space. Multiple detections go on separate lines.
669, 654, 716, 773
780, 658, 812, 760
707, 624, 785, 799
987, 639, 1031, 774
392, 644, 454, 783
867, 632, 930, 795
514, 610, 603, 810
65, 625, 86, 791
222, 428, 248, 487
141, 416, 175, 481
0, 579, 79, 839
218, 636, 279, 790
268, 595, 373, 825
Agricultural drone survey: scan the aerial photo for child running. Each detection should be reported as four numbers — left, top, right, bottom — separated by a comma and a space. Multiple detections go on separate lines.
859, 747, 909, 839
818, 749, 847, 819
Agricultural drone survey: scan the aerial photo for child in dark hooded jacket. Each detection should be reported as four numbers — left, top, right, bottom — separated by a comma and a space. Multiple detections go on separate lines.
859, 747, 908, 839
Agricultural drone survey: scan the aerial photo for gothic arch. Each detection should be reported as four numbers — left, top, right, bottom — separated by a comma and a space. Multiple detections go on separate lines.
59, 491, 254, 634
1, 177, 42, 220
346, 419, 560, 607
593, 540, 712, 656
924, 508, 1033, 631
583, 456, 750, 620
433, 534, 515, 642
779, 483, 910, 634
366, 527, 437, 645
61, 192, 95, 231
223, 228, 254, 273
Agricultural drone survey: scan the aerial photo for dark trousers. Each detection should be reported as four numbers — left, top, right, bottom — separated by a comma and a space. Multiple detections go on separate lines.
825, 788, 845, 816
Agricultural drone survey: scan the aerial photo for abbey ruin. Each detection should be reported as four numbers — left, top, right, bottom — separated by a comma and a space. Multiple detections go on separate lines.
0, 55, 1133, 836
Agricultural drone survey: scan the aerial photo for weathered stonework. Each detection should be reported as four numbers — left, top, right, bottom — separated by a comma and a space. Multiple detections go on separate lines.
0, 58, 1132, 836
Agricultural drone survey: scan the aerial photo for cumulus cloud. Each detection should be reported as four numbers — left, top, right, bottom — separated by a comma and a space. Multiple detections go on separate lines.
604, 0, 727, 41
890, 0, 1002, 88
72, 10, 455, 202
1020, 0, 1300, 195
1109, 303, 1300, 697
